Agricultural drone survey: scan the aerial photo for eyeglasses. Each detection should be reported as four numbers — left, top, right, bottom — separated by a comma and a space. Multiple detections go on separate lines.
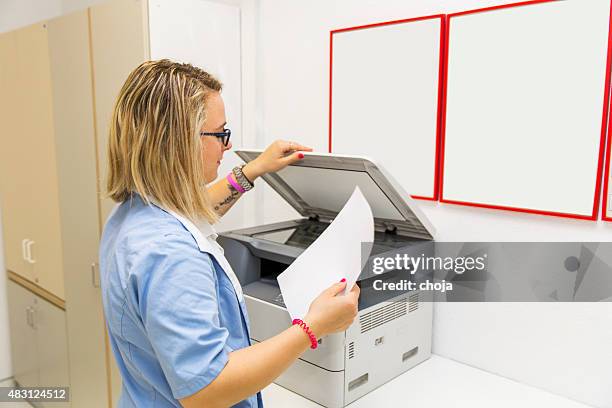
200, 128, 231, 146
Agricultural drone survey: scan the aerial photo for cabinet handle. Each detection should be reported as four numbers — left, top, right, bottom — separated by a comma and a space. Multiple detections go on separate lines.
91, 263, 100, 288
21, 239, 29, 261
26, 307, 33, 327
25, 240, 36, 264
30, 307, 36, 330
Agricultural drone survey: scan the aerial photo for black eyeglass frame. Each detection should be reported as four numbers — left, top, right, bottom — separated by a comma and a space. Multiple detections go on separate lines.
200, 128, 231, 146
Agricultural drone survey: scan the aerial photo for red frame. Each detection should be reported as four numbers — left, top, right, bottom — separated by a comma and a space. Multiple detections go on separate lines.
603, 102, 612, 221
328, 14, 446, 201
438, 0, 612, 221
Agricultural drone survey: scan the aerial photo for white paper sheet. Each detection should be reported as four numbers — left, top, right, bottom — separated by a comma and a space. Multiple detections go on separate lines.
277, 186, 374, 320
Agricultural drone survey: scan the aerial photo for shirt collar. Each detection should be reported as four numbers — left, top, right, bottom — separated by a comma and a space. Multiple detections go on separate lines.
194, 218, 218, 241
148, 198, 217, 252
170, 211, 217, 253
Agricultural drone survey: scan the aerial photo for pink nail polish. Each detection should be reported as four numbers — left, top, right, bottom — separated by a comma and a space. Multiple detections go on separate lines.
340, 278, 346, 283
298, 153, 304, 159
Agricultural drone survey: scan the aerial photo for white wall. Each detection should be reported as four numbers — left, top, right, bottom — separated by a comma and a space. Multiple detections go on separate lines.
253, 1, 612, 407
147, 0, 249, 234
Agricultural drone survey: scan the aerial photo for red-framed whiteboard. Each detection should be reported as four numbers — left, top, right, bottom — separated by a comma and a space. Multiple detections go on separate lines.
329, 14, 446, 201
439, 0, 612, 220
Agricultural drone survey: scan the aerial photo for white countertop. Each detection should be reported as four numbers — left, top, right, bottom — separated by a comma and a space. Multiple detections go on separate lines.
261, 355, 592, 408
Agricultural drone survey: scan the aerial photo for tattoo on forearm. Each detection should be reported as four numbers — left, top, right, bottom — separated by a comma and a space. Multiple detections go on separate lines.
214, 182, 241, 212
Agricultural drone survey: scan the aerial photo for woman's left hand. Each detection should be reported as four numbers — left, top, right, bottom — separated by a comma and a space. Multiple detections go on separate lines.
242, 140, 312, 181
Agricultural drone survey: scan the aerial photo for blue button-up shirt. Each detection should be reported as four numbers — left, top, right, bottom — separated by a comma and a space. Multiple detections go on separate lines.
100, 194, 263, 407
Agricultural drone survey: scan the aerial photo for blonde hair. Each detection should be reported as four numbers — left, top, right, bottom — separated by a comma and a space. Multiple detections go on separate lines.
106, 59, 222, 223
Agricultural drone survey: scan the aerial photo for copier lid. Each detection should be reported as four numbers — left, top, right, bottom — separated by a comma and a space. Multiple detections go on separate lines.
235, 150, 436, 240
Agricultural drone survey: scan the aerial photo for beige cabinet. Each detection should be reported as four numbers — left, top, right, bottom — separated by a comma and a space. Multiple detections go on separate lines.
0, 22, 64, 296
47, 10, 111, 408
23, 29, 65, 296
89, 1, 150, 403
35, 292, 71, 399
7, 279, 70, 408
7, 280, 40, 389
1, 8, 112, 408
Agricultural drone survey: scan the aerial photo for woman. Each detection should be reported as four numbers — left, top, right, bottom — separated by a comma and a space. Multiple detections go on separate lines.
100, 59, 360, 408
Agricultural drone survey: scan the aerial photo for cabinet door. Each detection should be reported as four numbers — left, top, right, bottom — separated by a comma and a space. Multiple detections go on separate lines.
34, 296, 70, 408
47, 10, 109, 408
22, 21, 65, 298
7, 280, 39, 388
0, 26, 39, 283
90, 0, 149, 402
0, 21, 64, 297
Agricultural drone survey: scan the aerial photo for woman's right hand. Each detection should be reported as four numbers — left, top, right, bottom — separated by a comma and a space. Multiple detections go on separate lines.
242, 140, 312, 182
304, 280, 360, 338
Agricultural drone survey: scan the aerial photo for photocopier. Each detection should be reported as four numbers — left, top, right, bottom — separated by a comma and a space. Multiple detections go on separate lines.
218, 151, 437, 407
